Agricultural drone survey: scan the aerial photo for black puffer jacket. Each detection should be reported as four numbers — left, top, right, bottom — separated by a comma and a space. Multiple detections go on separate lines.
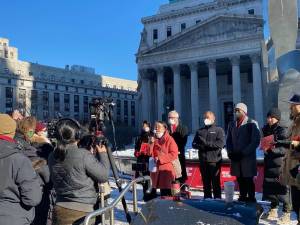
48, 144, 110, 206
0, 139, 42, 225
192, 125, 225, 163
262, 123, 288, 196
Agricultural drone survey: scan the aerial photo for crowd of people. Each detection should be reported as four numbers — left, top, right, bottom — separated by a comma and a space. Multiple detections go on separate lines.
0, 94, 300, 225
134, 95, 300, 225
0, 112, 110, 225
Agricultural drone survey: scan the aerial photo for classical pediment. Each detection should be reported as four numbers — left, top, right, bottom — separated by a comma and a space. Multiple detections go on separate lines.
139, 14, 263, 56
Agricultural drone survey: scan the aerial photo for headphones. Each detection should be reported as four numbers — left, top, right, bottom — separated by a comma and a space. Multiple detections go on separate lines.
55, 118, 82, 142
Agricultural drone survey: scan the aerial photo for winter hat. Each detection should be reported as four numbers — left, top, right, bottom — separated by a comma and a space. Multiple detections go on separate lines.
235, 103, 248, 114
267, 108, 281, 121
0, 114, 17, 138
36, 122, 46, 133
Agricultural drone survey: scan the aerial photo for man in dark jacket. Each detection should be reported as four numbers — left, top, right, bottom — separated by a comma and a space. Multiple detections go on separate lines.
192, 111, 225, 199
0, 114, 42, 225
168, 111, 189, 185
261, 108, 291, 223
226, 103, 261, 203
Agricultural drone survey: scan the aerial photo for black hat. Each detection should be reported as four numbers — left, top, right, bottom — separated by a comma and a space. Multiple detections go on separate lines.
267, 108, 281, 121
288, 94, 300, 104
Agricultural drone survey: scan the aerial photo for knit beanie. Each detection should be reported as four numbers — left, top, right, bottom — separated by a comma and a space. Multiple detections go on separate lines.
267, 108, 281, 121
235, 103, 248, 114
0, 114, 17, 138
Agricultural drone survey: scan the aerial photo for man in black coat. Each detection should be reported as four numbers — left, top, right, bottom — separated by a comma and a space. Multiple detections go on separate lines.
192, 111, 225, 199
226, 103, 261, 203
261, 108, 291, 223
168, 111, 189, 185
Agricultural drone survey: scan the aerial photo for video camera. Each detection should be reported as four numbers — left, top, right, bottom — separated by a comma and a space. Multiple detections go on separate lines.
89, 97, 115, 133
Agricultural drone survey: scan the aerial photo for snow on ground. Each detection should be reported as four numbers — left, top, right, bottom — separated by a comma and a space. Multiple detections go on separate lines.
106, 178, 298, 225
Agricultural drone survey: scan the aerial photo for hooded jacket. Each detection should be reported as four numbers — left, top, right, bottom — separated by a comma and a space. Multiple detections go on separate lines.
0, 139, 42, 225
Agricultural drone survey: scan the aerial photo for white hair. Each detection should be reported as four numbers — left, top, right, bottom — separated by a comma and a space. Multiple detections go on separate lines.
168, 110, 179, 118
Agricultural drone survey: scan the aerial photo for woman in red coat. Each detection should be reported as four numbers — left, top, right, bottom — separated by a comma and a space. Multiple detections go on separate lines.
150, 121, 179, 196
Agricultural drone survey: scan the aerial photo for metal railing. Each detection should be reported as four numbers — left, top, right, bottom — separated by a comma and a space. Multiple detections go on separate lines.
84, 176, 152, 225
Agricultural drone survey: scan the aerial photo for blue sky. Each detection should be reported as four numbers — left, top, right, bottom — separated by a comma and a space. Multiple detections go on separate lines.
2, 0, 270, 81
1, 0, 168, 80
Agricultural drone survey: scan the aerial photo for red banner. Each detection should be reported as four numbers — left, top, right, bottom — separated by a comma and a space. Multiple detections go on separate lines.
185, 161, 264, 193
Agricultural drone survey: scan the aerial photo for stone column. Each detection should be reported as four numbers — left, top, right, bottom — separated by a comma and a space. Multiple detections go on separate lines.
189, 62, 199, 132
140, 69, 153, 122
231, 56, 242, 105
208, 59, 218, 117
156, 67, 165, 121
172, 64, 182, 115
251, 54, 264, 126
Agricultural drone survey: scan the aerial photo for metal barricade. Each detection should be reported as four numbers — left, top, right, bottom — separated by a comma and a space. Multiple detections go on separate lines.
84, 176, 152, 225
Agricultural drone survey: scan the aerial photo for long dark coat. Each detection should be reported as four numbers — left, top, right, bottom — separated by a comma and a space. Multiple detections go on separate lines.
262, 123, 288, 196
226, 116, 261, 177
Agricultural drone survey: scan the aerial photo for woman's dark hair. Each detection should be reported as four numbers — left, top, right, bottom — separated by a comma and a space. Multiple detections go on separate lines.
54, 119, 80, 161
78, 134, 95, 151
155, 121, 168, 129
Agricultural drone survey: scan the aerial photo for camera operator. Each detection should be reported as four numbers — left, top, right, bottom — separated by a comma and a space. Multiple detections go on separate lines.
48, 119, 110, 225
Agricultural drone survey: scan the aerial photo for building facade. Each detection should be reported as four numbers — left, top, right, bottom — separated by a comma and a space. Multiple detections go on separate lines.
0, 38, 138, 128
136, 0, 267, 132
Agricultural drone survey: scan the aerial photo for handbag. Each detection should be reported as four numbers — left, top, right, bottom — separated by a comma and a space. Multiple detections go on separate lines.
172, 158, 182, 179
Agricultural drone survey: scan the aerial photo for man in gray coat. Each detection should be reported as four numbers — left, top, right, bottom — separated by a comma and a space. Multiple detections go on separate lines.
0, 114, 42, 225
226, 103, 261, 202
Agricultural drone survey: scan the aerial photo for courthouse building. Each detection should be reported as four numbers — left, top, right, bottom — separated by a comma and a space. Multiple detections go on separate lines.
136, 0, 268, 131
0, 38, 138, 128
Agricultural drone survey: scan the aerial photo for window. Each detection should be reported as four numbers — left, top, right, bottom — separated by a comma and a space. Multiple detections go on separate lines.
116, 99, 121, 123
42, 91, 49, 111
181, 23, 186, 31
93, 90, 96, 95
54, 93, 60, 112
113, 85, 117, 89
7, 79, 11, 84
4, 50, 8, 58
248, 9, 255, 15
44, 84, 47, 89
20, 80, 24, 86
124, 100, 128, 116
29, 71, 33, 76
153, 29, 158, 42
18, 89, 26, 114
66, 86, 69, 91
17, 70, 21, 75
83, 96, 89, 113
64, 94, 70, 112
5, 87, 13, 113
4, 68, 9, 73
80, 80, 84, 85
167, 26, 172, 37
71, 79, 75, 83
74, 95, 79, 113
33, 81, 36, 88
10, 52, 14, 58
131, 101, 135, 116
55, 84, 58, 90
196, 19, 201, 24
31, 90, 38, 116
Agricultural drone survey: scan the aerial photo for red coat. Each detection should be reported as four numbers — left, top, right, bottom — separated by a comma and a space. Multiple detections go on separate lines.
150, 132, 179, 189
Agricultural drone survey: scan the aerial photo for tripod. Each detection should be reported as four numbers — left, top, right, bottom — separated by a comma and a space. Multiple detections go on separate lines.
93, 118, 132, 224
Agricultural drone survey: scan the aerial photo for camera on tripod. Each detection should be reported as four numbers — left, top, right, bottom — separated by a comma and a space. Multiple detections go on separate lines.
89, 97, 115, 133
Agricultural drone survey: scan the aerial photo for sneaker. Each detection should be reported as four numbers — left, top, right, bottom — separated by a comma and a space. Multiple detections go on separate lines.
262, 208, 278, 220
278, 212, 291, 224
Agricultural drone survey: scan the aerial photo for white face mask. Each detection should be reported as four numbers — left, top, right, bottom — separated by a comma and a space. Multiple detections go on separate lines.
144, 127, 150, 132
204, 119, 213, 126
168, 118, 177, 125
156, 132, 164, 139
